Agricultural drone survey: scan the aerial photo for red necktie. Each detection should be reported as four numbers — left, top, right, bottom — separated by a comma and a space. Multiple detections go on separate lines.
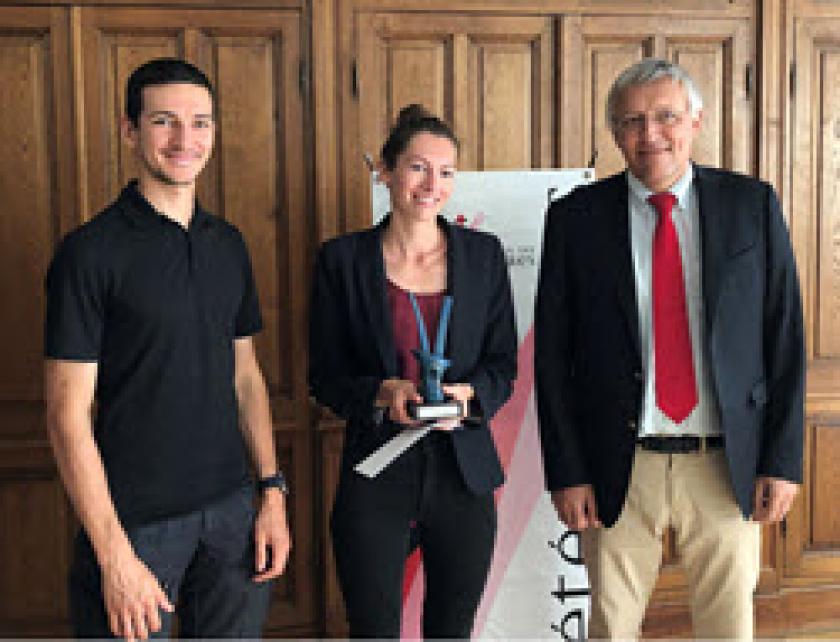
649, 192, 698, 424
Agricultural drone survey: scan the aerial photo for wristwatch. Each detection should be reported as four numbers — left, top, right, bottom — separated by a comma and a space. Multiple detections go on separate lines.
257, 471, 289, 495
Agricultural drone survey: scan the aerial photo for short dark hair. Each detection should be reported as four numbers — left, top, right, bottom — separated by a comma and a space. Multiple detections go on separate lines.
125, 58, 215, 127
380, 104, 459, 170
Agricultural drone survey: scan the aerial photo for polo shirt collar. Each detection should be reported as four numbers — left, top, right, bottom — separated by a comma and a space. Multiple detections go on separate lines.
119, 180, 214, 230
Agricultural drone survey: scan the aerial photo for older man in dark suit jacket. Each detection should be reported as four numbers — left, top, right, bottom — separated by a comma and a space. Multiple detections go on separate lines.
536, 58, 804, 639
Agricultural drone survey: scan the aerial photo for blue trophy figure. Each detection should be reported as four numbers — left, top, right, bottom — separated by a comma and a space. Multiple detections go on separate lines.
413, 351, 450, 404
407, 294, 463, 420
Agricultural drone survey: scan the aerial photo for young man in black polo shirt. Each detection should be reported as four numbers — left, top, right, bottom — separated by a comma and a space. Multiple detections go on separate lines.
44, 58, 291, 640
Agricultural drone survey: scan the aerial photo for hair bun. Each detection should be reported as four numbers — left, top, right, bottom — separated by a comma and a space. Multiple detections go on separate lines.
380, 103, 458, 170
395, 103, 433, 126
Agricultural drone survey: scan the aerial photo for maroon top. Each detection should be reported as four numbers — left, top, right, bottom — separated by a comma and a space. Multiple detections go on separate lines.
386, 281, 445, 387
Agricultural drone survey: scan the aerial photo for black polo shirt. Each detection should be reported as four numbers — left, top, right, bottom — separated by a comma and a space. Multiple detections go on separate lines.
45, 181, 260, 526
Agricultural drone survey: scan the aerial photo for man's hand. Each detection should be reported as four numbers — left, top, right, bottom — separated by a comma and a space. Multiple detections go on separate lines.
99, 542, 173, 641
253, 489, 292, 582
233, 338, 291, 582
752, 476, 799, 523
551, 484, 603, 530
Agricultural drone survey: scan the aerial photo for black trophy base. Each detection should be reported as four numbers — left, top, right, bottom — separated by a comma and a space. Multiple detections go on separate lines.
407, 399, 463, 421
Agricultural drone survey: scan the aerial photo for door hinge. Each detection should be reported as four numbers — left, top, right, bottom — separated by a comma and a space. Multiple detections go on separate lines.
789, 61, 797, 98
298, 59, 308, 97
745, 63, 753, 99
351, 58, 359, 100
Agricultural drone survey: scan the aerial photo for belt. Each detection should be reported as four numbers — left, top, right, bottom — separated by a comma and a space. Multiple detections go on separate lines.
637, 435, 724, 453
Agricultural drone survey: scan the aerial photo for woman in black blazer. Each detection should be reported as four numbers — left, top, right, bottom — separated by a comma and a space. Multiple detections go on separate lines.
308, 105, 517, 638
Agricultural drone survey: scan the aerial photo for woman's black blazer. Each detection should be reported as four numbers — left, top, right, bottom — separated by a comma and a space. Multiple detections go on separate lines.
308, 215, 518, 494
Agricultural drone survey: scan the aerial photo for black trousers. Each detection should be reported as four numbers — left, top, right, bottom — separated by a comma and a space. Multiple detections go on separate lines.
69, 484, 272, 638
330, 431, 497, 639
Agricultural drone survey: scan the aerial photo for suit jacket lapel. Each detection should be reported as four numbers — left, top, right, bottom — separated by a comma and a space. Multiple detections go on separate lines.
696, 167, 725, 336
603, 173, 641, 359
356, 219, 398, 376
442, 216, 464, 368
696, 165, 758, 336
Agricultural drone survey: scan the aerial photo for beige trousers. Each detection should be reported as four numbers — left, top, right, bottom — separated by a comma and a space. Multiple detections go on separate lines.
582, 446, 760, 640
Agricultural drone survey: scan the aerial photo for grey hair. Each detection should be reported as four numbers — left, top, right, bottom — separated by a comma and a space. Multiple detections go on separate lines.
606, 58, 703, 130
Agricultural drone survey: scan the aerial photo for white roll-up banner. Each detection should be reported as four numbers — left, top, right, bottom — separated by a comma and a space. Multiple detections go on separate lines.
371, 169, 594, 640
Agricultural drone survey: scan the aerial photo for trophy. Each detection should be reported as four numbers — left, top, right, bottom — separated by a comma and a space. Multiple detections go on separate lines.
406, 294, 464, 421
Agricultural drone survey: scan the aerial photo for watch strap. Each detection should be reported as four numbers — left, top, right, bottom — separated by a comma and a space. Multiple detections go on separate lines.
257, 472, 288, 494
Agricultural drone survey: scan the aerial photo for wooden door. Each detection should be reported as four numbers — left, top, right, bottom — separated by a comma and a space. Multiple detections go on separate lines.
77, 7, 313, 634
0, 6, 77, 636
558, 12, 759, 633
559, 4, 758, 604
779, 11, 840, 630
560, 14, 754, 178
325, 11, 555, 633
346, 12, 554, 233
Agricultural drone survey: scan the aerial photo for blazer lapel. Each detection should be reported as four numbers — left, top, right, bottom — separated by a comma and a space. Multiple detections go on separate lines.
356, 219, 398, 375
442, 217, 466, 369
696, 167, 725, 336
696, 165, 758, 336
603, 173, 641, 359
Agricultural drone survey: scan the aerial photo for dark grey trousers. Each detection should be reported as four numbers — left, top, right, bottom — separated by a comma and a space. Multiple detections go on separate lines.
69, 484, 272, 638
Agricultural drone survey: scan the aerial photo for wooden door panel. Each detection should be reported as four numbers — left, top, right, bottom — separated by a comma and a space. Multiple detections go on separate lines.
263, 428, 315, 632
812, 425, 840, 547
320, 426, 347, 637
81, 7, 308, 419
560, 10, 762, 605
0, 8, 71, 426
334, 11, 554, 633
352, 13, 552, 232
81, 28, 181, 215
205, 28, 304, 414
387, 39, 449, 122
787, 16, 840, 589
560, 17, 653, 174
784, 423, 840, 580
0, 33, 54, 406
814, 49, 840, 359
78, 7, 314, 634
561, 15, 753, 178
668, 44, 725, 168
0, 7, 76, 636
0, 467, 73, 634
469, 39, 540, 169
666, 27, 753, 174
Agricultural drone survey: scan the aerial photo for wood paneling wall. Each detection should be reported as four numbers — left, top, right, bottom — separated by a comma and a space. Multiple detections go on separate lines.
1, 0, 839, 638
559, 15, 754, 175
0, 7, 77, 636
782, 13, 840, 632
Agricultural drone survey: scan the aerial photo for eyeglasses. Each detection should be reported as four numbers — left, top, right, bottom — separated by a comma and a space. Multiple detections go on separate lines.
613, 109, 687, 133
